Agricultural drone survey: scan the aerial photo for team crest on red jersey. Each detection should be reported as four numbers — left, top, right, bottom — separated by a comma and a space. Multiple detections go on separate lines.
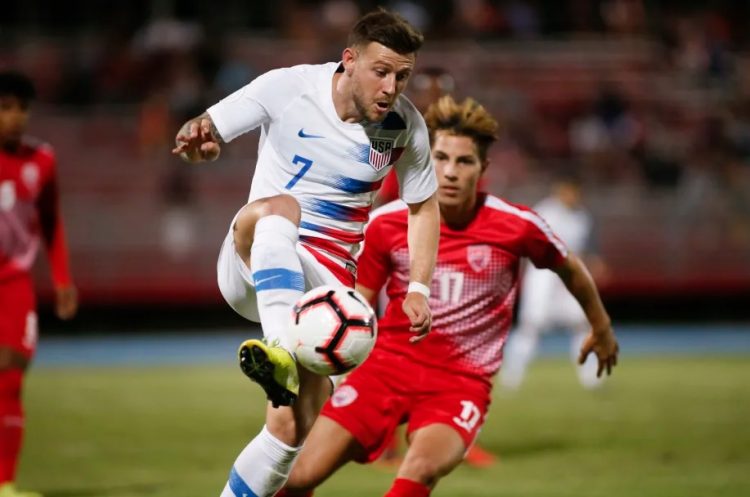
467, 245, 492, 272
368, 137, 394, 170
21, 162, 40, 193
331, 384, 358, 407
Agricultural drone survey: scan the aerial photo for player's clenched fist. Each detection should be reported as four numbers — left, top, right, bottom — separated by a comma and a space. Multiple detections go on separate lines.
403, 292, 432, 343
172, 115, 222, 162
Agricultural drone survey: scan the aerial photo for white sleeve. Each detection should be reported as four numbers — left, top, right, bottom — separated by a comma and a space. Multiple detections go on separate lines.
394, 115, 437, 204
207, 68, 295, 143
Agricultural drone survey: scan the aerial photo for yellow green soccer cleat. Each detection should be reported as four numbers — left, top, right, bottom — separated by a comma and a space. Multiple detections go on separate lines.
0, 483, 42, 497
238, 338, 299, 407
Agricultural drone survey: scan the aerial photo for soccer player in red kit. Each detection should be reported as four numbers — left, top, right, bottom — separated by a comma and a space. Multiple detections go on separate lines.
0, 71, 77, 497
277, 95, 619, 497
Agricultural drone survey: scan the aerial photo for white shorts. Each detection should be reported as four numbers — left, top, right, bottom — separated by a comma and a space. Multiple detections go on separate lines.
216, 212, 344, 322
518, 268, 586, 331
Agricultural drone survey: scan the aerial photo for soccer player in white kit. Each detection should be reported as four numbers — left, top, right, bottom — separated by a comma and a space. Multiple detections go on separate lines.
502, 177, 608, 390
171, 10, 440, 497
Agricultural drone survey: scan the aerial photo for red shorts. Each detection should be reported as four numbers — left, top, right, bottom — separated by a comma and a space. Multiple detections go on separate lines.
0, 275, 38, 359
320, 348, 492, 462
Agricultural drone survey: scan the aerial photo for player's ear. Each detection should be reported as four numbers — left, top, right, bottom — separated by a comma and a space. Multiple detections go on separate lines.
342, 47, 357, 75
481, 159, 489, 174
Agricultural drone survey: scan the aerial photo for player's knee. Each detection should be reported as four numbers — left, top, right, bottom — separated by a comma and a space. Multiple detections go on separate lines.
235, 195, 302, 240
285, 458, 322, 493
253, 194, 301, 225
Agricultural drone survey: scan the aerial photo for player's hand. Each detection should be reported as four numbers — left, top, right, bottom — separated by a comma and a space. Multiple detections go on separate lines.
55, 285, 78, 320
402, 292, 431, 343
172, 118, 221, 162
578, 326, 619, 377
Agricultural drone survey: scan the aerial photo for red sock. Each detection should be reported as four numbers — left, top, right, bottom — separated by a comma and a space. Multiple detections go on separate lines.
384, 478, 430, 497
275, 489, 314, 497
0, 369, 24, 484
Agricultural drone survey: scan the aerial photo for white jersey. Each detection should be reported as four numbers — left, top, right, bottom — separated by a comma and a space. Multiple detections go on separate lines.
532, 197, 592, 254
208, 62, 437, 280
518, 197, 593, 326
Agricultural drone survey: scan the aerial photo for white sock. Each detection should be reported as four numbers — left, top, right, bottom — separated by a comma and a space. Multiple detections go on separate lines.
250, 215, 304, 350
501, 325, 539, 390
220, 425, 301, 497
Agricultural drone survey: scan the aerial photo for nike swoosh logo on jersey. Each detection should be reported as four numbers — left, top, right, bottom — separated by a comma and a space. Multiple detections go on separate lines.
298, 128, 325, 139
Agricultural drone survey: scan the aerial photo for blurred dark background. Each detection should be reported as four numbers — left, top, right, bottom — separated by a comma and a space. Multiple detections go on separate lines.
2, 0, 748, 329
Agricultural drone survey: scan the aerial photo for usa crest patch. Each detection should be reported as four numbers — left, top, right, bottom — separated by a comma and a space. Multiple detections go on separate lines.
467, 245, 491, 272
368, 137, 394, 170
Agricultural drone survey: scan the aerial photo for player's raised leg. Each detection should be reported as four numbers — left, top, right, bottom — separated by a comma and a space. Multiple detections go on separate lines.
233, 194, 303, 407
384, 424, 466, 497
218, 194, 324, 497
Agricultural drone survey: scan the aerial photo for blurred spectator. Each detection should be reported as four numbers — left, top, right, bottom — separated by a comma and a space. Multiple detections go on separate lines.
131, 17, 204, 55
600, 0, 646, 37
569, 82, 642, 184
454, 0, 504, 38
159, 165, 199, 262
138, 90, 172, 158
637, 102, 688, 188
408, 66, 455, 114
212, 44, 259, 98
506, 0, 541, 39
667, 13, 733, 86
389, 1, 431, 33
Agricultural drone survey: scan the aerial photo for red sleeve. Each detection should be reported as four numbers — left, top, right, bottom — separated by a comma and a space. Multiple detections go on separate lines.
355, 217, 391, 293
37, 153, 73, 287
522, 209, 568, 270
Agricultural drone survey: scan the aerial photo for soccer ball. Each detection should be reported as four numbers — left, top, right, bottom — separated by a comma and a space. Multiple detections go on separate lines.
289, 285, 377, 376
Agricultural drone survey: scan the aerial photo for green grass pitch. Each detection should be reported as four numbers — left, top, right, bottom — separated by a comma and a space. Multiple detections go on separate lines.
21, 357, 750, 497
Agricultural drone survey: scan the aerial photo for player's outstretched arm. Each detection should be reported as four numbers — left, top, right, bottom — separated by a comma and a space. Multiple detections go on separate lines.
38, 165, 79, 321
172, 112, 223, 163
404, 193, 439, 342
553, 253, 619, 377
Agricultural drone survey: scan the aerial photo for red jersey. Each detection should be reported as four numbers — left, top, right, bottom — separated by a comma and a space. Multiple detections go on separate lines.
0, 138, 72, 286
357, 193, 567, 382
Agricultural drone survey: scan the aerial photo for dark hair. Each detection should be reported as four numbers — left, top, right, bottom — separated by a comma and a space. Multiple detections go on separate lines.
0, 71, 36, 106
348, 8, 423, 55
553, 167, 583, 187
424, 95, 499, 162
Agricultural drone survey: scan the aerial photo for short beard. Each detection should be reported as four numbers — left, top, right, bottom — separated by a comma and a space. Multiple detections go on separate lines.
351, 85, 388, 126
351, 90, 372, 125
